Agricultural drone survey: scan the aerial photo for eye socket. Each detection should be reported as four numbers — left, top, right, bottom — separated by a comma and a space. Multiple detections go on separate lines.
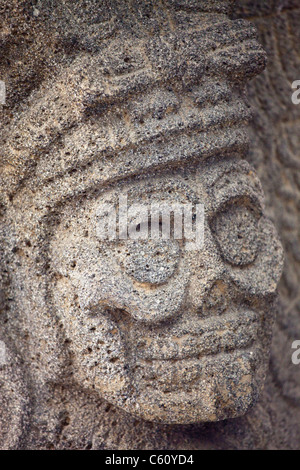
211, 199, 261, 267
115, 239, 180, 285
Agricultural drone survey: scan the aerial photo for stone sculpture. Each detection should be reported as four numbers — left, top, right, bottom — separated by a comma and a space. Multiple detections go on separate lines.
0, 0, 292, 449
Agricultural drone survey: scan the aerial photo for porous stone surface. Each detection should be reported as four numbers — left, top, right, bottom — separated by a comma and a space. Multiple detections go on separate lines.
0, 0, 298, 449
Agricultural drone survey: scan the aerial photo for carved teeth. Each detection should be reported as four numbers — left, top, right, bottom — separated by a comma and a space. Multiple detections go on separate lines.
133, 310, 259, 361
134, 347, 259, 391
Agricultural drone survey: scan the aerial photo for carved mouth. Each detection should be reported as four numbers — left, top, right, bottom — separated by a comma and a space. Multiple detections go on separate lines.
133, 309, 260, 362
89, 303, 263, 394
133, 346, 259, 392
97, 304, 261, 363
126, 307, 264, 396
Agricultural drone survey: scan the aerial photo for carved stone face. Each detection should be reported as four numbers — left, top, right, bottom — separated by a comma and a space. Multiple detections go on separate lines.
50, 158, 283, 423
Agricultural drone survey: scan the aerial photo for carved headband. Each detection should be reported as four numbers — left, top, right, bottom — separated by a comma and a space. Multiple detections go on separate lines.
1, 15, 266, 209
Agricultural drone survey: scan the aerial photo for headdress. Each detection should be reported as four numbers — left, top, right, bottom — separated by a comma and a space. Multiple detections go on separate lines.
1, 4, 266, 208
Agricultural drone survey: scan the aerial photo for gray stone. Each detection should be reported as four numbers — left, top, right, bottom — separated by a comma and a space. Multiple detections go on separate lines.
0, 0, 298, 450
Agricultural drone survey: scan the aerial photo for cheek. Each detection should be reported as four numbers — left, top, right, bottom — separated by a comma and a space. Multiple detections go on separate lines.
52, 277, 130, 398
108, 242, 190, 322
54, 239, 189, 323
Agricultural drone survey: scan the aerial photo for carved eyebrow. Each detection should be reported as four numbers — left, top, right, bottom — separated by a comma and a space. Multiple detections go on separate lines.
207, 171, 265, 215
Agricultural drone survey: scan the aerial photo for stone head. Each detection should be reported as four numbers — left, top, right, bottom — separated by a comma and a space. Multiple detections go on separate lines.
2, 1, 283, 424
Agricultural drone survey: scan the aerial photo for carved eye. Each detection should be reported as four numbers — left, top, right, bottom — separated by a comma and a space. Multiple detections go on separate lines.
211, 200, 261, 267
115, 239, 180, 285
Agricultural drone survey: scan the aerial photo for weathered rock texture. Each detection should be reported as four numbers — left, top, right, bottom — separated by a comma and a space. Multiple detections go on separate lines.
0, 0, 299, 450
